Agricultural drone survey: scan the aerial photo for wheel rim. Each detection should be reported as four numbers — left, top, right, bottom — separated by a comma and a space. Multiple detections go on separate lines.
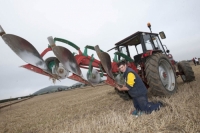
158, 59, 175, 91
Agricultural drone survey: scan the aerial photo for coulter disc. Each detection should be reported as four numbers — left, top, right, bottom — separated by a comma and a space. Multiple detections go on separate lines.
87, 69, 101, 84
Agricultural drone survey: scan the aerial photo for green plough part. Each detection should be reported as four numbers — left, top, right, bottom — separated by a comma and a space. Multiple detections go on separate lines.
87, 54, 95, 76
114, 52, 134, 62
54, 37, 80, 51
113, 53, 118, 62
99, 65, 104, 77
83, 45, 104, 56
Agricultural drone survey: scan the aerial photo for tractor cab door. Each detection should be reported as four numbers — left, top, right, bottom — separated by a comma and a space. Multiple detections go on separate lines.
118, 46, 134, 62
128, 44, 143, 64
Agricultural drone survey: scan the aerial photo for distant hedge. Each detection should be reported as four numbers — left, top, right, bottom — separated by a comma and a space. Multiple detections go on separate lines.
0, 95, 33, 103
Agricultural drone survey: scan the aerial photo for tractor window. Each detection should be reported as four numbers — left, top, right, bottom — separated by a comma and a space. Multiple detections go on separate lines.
119, 46, 128, 56
143, 34, 155, 50
118, 46, 128, 60
128, 45, 137, 58
136, 44, 143, 54
151, 35, 165, 52
128, 44, 143, 59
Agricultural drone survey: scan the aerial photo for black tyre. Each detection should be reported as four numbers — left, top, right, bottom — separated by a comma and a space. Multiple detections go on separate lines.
45, 57, 59, 72
177, 61, 195, 82
145, 53, 178, 96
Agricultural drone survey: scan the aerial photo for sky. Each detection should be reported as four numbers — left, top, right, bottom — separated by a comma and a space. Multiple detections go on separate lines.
0, 0, 200, 100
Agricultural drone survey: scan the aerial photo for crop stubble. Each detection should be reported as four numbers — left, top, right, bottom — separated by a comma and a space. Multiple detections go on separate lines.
0, 63, 199, 133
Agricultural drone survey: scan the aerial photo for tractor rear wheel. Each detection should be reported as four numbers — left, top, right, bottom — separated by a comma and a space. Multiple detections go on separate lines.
177, 61, 195, 82
145, 53, 177, 96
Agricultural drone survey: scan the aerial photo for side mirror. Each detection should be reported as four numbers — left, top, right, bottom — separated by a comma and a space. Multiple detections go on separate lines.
166, 50, 170, 53
159, 31, 166, 39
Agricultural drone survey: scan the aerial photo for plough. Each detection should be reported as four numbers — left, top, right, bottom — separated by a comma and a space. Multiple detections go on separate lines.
0, 25, 123, 88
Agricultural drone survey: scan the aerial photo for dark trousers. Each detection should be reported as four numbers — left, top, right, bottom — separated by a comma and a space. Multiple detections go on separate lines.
193, 60, 196, 66
132, 95, 160, 114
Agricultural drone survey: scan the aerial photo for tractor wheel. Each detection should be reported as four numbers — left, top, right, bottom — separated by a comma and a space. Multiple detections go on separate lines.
45, 57, 59, 72
177, 61, 195, 82
145, 53, 178, 96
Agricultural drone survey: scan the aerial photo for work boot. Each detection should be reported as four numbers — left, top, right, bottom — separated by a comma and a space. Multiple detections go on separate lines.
131, 110, 143, 117
131, 110, 138, 115
158, 101, 166, 108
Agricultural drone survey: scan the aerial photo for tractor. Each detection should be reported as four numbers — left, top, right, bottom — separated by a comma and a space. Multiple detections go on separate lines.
103, 23, 195, 99
0, 23, 195, 100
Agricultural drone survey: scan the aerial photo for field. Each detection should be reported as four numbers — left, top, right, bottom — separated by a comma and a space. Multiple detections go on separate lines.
0, 64, 199, 133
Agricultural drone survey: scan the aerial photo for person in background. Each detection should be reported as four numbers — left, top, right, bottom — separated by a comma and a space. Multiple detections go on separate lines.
192, 58, 196, 66
195, 57, 199, 65
115, 60, 163, 116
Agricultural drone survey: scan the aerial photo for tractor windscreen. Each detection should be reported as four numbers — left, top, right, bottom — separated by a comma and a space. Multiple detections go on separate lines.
143, 33, 164, 52
151, 35, 165, 52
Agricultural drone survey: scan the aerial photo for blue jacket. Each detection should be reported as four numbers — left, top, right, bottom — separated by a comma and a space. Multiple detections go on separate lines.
123, 67, 147, 97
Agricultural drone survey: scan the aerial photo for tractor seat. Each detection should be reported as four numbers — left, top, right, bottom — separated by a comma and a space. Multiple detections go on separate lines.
134, 54, 142, 65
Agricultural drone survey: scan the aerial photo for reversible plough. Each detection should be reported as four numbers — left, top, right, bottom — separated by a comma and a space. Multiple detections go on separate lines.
0, 25, 123, 88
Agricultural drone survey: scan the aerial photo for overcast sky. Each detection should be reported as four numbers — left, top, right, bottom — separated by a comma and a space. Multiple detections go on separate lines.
0, 0, 200, 100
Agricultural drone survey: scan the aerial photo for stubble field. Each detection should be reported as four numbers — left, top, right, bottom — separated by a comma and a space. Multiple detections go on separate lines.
0, 63, 199, 133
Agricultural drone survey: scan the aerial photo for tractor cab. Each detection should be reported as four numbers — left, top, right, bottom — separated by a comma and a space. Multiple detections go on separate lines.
108, 31, 166, 65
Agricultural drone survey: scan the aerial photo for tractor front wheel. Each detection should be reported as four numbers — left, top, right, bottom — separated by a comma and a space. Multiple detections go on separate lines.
145, 53, 178, 96
177, 61, 195, 82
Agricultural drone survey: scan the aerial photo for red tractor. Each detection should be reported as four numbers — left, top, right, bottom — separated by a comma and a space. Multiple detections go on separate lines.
103, 24, 195, 99
0, 23, 195, 100
100, 23, 195, 99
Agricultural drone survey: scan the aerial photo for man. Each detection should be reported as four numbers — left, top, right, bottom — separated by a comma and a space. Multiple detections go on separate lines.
192, 58, 196, 66
116, 60, 162, 115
